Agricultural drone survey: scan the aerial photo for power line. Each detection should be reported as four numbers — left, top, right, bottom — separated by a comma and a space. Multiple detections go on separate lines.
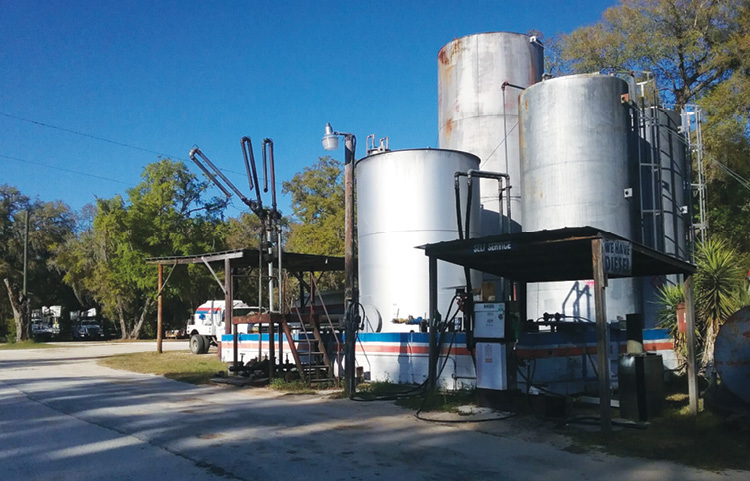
0, 154, 134, 186
714, 160, 750, 192
0, 110, 262, 181
0, 110, 174, 159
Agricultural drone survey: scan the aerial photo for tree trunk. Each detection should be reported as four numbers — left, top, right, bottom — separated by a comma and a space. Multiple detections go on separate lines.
4, 278, 28, 342
116, 302, 129, 340
701, 318, 720, 373
129, 297, 153, 339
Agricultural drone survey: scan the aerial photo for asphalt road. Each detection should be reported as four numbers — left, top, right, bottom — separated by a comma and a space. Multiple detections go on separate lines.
1, 341, 746, 481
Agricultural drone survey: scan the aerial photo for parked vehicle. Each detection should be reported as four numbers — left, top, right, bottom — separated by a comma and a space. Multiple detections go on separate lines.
31, 306, 62, 340
187, 300, 259, 354
71, 308, 105, 340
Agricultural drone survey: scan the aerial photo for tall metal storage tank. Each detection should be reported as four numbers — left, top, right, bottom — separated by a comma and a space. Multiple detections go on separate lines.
639, 107, 692, 328
640, 107, 690, 260
520, 74, 640, 321
438, 32, 544, 234
356, 149, 482, 333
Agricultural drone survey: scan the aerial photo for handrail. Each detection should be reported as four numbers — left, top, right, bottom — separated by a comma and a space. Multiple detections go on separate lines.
310, 275, 342, 386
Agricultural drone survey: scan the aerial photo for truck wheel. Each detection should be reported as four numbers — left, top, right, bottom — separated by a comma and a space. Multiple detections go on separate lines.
190, 334, 205, 354
200, 336, 211, 354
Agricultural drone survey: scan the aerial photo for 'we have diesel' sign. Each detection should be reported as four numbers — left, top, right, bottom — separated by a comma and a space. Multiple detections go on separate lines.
603, 239, 632, 275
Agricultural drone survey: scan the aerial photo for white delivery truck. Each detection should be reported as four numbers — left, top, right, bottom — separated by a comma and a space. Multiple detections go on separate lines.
186, 300, 258, 354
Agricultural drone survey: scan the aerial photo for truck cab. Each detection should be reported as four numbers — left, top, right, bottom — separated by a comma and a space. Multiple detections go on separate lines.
187, 300, 258, 354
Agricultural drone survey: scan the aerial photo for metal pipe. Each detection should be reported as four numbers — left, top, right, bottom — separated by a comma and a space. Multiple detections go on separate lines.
240, 137, 263, 214
428, 255, 438, 390
263, 139, 279, 215
466, 169, 512, 234
190, 147, 252, 208
501, 82, 526, 205
261, 140, 269, 193
464, 175, 473, 239
453, 173, 464, 240
189, 147, 233, 198
277, 225, 283, 315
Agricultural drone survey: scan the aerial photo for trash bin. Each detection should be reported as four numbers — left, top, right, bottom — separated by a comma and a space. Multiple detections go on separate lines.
618, 353, 664, 421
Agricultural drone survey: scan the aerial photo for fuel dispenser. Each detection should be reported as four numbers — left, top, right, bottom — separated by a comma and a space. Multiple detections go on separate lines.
473, 302, 519, 391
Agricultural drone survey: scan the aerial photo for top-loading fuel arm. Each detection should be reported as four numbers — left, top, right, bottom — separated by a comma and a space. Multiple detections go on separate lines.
189, 137, 283, 314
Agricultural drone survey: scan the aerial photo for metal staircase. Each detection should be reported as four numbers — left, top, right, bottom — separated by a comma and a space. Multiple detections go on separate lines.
281, 277, 342, 386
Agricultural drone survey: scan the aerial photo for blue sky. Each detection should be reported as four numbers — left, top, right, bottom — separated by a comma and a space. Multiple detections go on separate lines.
1, 0, 617, 218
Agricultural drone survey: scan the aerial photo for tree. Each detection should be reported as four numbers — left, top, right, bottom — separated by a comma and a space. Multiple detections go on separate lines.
1, 185, 77, 341
283, 156, 345, 257
694, 238, 747, 370
658, 238, 748, 371
558, 0, 750, 253
53, 159, 228, 339
560, 0, 744, 108
282, 156, 345, 293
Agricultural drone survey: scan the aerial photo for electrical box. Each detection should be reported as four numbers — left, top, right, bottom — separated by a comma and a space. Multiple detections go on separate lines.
474, 303, 505, 339
475, 342, 507, 390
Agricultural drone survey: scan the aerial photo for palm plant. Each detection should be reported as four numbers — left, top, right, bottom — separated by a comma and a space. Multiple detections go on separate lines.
694, 238, 745, 371
656, 283, 689, 362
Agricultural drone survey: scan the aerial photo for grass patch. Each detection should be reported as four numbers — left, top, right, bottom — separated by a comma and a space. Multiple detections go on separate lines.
268, 378, 319, 395
0, 340, 62, 350
98, 351, 227, 384
565, 396, 750, 471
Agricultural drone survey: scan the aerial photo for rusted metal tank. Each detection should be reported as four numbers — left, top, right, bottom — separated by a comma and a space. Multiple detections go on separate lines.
715, 306, 750, 403
438, 32, 544, 234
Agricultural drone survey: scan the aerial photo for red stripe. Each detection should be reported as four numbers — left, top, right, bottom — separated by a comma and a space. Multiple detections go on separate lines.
644, 341, 674, 351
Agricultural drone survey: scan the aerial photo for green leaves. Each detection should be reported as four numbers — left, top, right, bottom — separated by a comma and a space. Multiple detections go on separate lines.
560, 0, 744, 107
52, 159, 230, 338
282, 156, 345, 291
282, 156, 345, 257
694, 238, 745, 326
657, 237, 748, 368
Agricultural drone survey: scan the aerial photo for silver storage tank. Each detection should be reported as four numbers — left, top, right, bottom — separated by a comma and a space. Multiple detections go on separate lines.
438, 32, 544, 234
640, 107, 690, 260
639, 107, 691, 328
520, 74, 640, 321
356, 149, 482, 333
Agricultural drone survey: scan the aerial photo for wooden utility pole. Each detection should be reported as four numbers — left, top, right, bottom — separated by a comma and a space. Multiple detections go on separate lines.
157, 263, 163, 353
592, 237, 612, 432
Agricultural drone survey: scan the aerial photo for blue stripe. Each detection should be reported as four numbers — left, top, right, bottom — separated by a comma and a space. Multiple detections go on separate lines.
643, 328, 670, 340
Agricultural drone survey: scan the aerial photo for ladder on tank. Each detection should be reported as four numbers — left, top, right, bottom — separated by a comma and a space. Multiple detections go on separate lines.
637, 106, 693, 259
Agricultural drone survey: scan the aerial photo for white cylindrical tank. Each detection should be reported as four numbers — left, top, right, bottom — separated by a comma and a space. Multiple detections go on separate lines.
438, 32, 544, 234
520, 74, 641, 321
356, 149, 481, 332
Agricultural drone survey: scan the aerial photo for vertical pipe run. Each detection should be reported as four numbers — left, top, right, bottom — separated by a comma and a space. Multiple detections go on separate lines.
592, 237, 612, 432
267, 219, 274, 313
428, 256, 438, 390
223, 258, 232, 361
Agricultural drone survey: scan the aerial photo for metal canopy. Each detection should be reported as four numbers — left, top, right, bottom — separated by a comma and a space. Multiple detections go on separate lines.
145, 249, 345, 273
420, 226, 696, 281
422, 226, 698, 432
